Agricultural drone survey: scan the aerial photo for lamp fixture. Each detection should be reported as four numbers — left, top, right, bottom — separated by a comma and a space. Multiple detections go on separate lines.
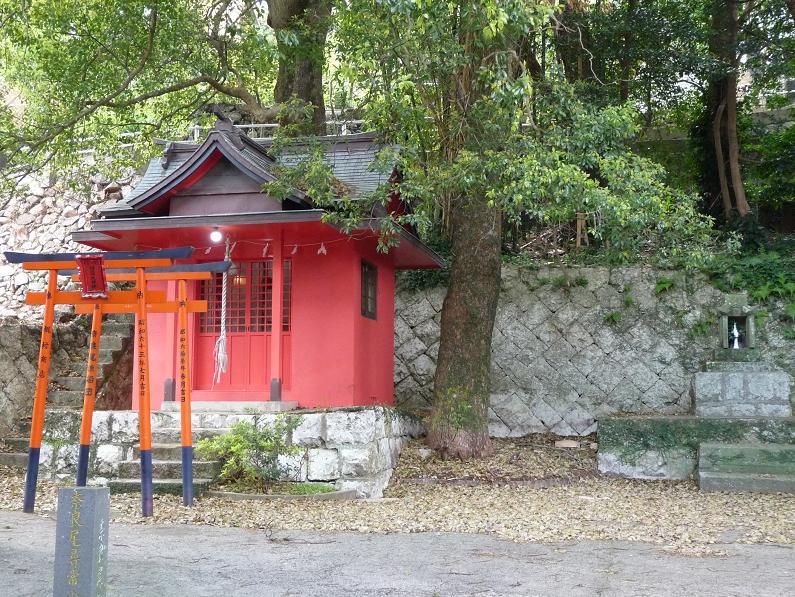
209, 227, 223, 243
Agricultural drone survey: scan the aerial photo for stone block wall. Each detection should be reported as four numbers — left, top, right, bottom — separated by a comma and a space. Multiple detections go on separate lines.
0, 170, 136, 321
394, 266, 795, 437
36, 406, 424, 498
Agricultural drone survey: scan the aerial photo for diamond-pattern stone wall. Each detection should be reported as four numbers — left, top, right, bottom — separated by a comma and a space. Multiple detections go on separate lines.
394, 266, 795, 437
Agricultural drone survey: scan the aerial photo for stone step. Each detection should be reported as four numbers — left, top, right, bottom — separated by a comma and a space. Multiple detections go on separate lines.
698, 470, 795, 493
0, 452, 27, 468
133, 443, 185, 460
53, 376, 86, 391
117, 459, 221, 479
105, 313, 134, 323
710, 348, 762, 363
48, 389, 84, 407
101, 322, 134, 335
108, 478, 212, 496
98, 349, 116, 366
1, 437, 29, 452
693, 371, 792, 417
703, 361, 778, 373
151, 427, 231, 444
159, 401, 298, 413
99, 334, 124, 352
699, 443, 795, 475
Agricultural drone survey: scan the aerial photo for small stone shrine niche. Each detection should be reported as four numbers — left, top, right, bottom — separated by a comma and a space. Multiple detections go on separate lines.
718, 293, 756, 350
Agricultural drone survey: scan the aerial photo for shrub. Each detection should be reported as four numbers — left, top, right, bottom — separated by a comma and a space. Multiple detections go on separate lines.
196, 414, 301, 484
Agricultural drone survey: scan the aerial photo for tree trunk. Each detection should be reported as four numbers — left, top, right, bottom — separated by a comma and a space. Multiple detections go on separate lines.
725, 69, 750, 217
699, 0, 749, 221
427, 197, 502, 459
619, 0, 637, 102
267, 0, 331, 134
712, 100, 733, 219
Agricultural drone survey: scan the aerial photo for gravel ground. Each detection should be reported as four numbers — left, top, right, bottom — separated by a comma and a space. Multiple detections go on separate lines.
1, 439, 793, 554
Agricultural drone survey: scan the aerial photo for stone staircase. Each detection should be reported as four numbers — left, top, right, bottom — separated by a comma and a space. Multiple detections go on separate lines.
47, 313, 135, 409
698, 443, 795, 492
107, 402, 297, 496
693, 358, 795, 494
0, 313, 134, 469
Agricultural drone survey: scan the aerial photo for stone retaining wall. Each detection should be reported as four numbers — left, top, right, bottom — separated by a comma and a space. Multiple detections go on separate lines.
37, 406, 423, 498
0, 318, 89, 434
0, 170, 135, 322
394, 266, 795, 437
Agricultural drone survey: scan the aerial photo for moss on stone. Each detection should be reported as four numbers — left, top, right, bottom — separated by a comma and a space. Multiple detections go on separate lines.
598, 416, 795, 466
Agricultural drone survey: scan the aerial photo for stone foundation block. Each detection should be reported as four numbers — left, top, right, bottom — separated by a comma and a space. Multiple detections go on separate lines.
339, 445, 378, 477
292, 413, 325, 446
307, 448, 340, 481
325, 410, 380, 445
278, 451, 308, 482
94, 444, 123, 475
598, 449, 695, 480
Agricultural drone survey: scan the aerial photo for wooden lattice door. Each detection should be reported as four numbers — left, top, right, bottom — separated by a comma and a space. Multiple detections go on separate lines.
194, 261, 290, 392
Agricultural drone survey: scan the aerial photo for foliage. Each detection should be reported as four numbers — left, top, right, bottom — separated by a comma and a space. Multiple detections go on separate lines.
744, 122, 795, 211
0, 0, 282, 186
654, 276, 675, 294
701, 241, 795, 301
688, 316, 713, 338
196, 414, 301, 484
603, 311, 622, 325
622, 284, 636, 308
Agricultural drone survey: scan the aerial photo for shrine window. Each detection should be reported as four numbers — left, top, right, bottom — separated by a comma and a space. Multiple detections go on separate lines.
361, 260, 377, 320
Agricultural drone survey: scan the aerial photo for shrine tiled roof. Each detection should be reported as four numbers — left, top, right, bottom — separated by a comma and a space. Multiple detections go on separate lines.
103, 122, 393, 218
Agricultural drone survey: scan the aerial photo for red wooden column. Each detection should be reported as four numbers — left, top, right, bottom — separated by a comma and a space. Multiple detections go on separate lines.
270, 229, 283, 401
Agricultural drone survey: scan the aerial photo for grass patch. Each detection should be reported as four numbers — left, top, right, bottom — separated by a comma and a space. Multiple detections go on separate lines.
216, 479, 336, 495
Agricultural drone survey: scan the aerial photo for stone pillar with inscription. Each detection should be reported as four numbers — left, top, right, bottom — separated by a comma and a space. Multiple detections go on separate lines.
53, 487, 109, 597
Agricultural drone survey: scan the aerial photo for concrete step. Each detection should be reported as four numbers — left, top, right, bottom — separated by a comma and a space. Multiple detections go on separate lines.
108, 478, 212, 496
159, 401, 298, 413
698, 470, 795, 494
0, 452, 27, 468
151, 427, 231, 443
118, 459, 221, 479
1, 437, 29, 452
693, 371, 792, 417
699, 443, 795, 475
48, 389, 84, 407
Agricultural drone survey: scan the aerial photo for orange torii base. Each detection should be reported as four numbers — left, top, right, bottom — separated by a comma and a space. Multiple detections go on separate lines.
3, 248, 229, 516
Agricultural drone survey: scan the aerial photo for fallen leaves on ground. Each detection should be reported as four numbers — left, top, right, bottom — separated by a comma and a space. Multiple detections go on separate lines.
392, 437, 596, 485
1, 437, 792, 553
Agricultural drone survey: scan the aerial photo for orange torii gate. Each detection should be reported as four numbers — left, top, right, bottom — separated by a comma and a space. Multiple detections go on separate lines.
3, 248, 229, 516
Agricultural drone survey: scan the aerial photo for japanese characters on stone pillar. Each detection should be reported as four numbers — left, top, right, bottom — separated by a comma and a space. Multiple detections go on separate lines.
53, 487, 110, 597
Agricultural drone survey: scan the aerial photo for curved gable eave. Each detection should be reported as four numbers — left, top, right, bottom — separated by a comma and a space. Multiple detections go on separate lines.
126, 132, 310, 214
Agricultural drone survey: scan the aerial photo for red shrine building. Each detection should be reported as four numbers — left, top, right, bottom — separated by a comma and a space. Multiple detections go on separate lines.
72, 122, 443, 410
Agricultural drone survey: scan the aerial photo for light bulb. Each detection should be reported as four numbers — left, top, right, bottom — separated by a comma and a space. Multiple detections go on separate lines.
210, 228, 223, 243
